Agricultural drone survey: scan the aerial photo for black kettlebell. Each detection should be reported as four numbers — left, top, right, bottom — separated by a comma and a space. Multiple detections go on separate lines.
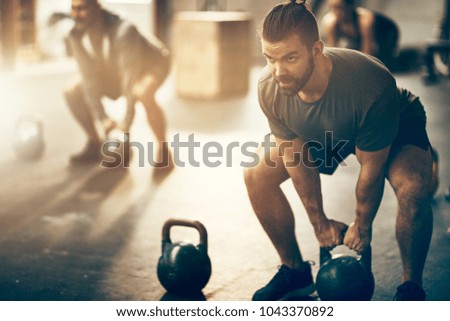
316, 245, 375, 301
14, 115, 45, 160
445, 186, 450, 202
157, 219, 212, 296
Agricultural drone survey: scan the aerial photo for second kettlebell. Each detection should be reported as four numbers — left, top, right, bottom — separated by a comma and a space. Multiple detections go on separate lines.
14, 115, 45, 160
157, 219, 212, 296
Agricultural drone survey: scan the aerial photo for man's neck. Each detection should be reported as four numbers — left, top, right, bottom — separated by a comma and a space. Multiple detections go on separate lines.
298, 53, 333, 103
88, 22, 104, 37
86, 9, 104, 37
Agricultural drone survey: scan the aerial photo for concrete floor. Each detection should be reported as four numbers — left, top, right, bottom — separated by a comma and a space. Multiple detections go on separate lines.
0, 0, 449, 302
0, 55, 449, 301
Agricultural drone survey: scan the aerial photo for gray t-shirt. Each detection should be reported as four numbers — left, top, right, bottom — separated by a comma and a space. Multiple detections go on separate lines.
258, 48, 423, 154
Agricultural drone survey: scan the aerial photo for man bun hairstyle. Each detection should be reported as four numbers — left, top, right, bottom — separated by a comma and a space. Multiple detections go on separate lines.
260, 0, 319, 48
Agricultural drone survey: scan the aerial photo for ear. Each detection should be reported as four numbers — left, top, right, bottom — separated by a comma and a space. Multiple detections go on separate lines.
312, 40, 325, 58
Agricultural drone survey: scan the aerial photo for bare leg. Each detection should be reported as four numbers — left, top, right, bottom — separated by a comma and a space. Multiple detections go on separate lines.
133, 74, 172, 168
430, 148, 439, 197
64, 80, 102, 145
244, 135, 308, 270
386, 145, 433, 287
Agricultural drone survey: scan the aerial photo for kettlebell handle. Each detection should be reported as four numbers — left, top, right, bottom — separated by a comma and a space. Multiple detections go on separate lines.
161, 218, 208, 251
16, 114, 43, 132
320, 245, 372, 272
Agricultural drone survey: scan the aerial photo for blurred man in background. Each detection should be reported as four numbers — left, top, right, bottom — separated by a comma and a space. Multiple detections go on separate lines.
321, 0, 399, 69
65, 0, 172, 169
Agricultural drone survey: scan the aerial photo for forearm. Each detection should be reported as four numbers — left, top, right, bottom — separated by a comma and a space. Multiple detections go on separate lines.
297, 170, 326, 221
277, 137, 327, 225
354, 168, 385, 228
288, 163, 350, 248
360, 26, 377, 56
120, 65, 139, 131
325, 33, 338, 47
285, 158, 327, 227
361, 41, 376, 56
122, 95, 136, 132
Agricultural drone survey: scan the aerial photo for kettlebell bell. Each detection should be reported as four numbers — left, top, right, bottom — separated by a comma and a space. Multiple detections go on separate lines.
157, 219, 211, 296
316, 245, 375, 301
445, 186, 450, 202
14, 115, 45, 160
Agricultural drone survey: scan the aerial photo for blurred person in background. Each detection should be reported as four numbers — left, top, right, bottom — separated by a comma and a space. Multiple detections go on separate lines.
321, 0, 399, 70
64, 0, 172, 170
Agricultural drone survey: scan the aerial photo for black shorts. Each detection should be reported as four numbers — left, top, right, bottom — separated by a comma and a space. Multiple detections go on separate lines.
96, 56, 170, 100
314, 112, 431, 175
141, 55, 171, 89
387, 113, 431, 161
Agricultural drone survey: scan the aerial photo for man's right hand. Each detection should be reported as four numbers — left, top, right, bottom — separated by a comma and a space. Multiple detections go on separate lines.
103, 118, 117, 136
313, 218, 348, 250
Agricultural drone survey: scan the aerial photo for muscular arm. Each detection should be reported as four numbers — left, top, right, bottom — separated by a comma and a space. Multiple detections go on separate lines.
358, 9, 377, 55
66, 33, 109, 123
115, 24, 146, 131
275, 136, 347, 248
276, 136, 325, 220
321, 13, 339, 47
344, 146, 390, 252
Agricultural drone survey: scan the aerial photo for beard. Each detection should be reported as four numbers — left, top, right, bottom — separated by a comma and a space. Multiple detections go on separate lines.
276, 56, 315, 96
74, 19, 88, 31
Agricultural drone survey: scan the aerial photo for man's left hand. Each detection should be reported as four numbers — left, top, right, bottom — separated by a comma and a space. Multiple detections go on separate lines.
343, 222, 372, 253
116, 122, 130, 133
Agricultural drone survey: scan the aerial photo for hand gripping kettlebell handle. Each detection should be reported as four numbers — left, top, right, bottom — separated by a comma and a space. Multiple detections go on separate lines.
320, 245, 372, 272
161, 218, 208, 252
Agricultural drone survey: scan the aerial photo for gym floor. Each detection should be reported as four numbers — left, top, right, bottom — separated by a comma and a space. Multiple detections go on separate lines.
0, 3, 449, 301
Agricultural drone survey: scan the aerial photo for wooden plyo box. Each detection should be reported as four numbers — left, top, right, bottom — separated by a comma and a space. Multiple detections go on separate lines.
173, 11, 252, 99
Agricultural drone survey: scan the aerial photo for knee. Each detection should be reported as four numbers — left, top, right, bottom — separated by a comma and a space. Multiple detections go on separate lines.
64, 82, 83, 107
132, 75, 158, 104
395, 181, 432, 219
243, 167, 257, 190
133, 87, 151, 104
137, 88, 158, 114
244, 166, 279, 192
